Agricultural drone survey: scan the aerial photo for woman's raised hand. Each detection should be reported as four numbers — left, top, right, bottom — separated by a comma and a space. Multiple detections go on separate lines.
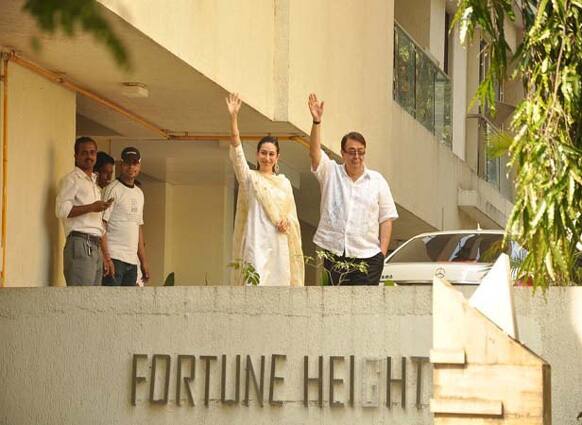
226, 92, 242, 117
308, 93, 324, 122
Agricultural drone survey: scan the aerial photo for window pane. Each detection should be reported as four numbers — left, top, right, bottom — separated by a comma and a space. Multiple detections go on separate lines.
435, 70, 452, 146
388, 233, 505, 263
415, 52, 435, 132
394, 28, 416, 115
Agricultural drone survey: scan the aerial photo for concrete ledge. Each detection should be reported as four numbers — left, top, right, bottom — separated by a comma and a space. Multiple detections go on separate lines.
0, 286, 580, 424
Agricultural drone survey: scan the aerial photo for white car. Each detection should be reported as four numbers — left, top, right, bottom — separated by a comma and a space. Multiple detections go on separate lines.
381, 230, 527, 285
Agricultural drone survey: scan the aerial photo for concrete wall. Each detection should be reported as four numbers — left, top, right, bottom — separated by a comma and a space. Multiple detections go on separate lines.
0, 287, 580, 424
4, 63, 76, 286
450, 25, 468, 160
140, 180, 169, 285
165, 183, 230, 285
285, 0, 395, 158
99, 0, 277, 119
389, 103, 511, 230
394, 0, 431, 50
428, 0, 446, 66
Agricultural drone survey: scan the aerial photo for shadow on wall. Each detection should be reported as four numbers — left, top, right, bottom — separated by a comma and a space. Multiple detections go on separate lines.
570, 291, 582, 424
44, 143, 63, 286
544, 288, 582, 424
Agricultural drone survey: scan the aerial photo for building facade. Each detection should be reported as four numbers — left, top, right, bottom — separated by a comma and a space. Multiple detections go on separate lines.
0, 0, 517, 286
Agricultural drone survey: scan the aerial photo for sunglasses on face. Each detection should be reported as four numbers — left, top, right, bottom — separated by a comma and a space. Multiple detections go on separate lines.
344, 149, 366, 157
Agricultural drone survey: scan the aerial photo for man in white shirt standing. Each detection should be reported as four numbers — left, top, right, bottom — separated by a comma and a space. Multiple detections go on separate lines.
56, 137, 113, 285
307, 94, 398, 285
101, 147, 149, 286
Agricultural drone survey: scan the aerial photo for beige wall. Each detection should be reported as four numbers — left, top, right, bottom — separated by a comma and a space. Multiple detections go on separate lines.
390, 103, 509, 230
135, 179, 233, 286
141, 180, 169, 285
394, 0, 431, 49
286, 0, 395, 161
0, 287, 580, 424
166, 183, 230, 285
429, 0, 446, 66
4, 63, 75, 286
99, 0, 277, 119
450, 25, 468, 160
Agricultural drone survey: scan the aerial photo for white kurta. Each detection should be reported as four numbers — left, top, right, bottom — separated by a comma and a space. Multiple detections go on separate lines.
230, 144, 291, 286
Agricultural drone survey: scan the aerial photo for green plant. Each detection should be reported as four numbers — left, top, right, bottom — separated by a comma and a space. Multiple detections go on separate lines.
23, 0, 130, 69
304, 250, 369, 286
163, 272, 175, 287
228, 260, 260, 286
452, 0, 582, 287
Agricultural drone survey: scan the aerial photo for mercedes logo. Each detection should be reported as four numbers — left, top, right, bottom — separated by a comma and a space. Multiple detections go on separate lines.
434, 267, 446, 279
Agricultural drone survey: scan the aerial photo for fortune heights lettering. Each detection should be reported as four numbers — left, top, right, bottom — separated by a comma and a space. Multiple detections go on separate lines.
131, 354, 430, 409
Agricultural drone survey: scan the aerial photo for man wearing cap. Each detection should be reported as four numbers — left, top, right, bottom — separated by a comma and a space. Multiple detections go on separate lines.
101, 147, 150, 286
56, 137, 113, 285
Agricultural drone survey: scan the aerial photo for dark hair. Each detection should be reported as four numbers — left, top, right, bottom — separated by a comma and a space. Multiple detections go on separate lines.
256, 136, 280, 153
340, 131, 366, 152
94, 151, 115, 172
74, 136, 97, 154
256, 136, 280, 172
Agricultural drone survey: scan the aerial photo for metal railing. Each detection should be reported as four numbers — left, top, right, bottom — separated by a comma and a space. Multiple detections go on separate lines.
393, 22, 452, 147
467, 113, 513, 200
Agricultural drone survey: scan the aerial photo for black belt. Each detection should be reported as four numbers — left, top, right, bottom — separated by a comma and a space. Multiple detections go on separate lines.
68, 231, 101, 245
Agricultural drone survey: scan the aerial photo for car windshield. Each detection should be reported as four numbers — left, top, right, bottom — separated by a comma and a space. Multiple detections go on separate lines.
388, 233, 526, 263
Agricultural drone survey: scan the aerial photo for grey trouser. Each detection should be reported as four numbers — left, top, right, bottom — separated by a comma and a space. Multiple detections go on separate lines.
63, 232, 103, 286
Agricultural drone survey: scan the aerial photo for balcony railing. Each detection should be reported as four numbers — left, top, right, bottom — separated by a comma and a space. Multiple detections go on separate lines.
393, 22, 452, 147
466, 113, 513, 200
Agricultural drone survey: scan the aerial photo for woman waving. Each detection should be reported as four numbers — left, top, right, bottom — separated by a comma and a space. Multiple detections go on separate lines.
226, 93, 304, 286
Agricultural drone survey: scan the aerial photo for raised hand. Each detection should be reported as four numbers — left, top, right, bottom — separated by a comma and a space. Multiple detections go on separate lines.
308, 93, 324, 122
226, 92, 242, 117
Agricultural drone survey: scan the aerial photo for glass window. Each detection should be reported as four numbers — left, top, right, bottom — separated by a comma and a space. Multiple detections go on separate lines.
388, 233, 509, 263
394, 29, 416, 116
393, 23, 452, 146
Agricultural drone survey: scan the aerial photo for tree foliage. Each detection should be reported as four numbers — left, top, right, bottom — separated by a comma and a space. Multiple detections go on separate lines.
23, 0, 130, 69
453, 0, 582, 286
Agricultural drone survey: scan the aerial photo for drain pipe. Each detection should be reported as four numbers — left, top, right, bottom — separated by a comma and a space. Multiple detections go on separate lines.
1, 53, 8, 286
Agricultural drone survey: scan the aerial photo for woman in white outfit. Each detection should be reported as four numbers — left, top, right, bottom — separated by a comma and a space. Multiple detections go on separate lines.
226, 93, 304, 286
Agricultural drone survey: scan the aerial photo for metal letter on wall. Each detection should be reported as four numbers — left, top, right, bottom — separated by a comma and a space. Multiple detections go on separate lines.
410, 356, 429, 409
386, 356, 406, 409
361, 357, 381, 407
303, 355, 323, 407
149, 354, 171, 405
131, 354, 147, 406
176, 355, 195, 406
200, 356, 218, 407
221, 354, 241, 405
268, 354, 286, 406
329, 356, 345, 407
244, 355, 265, 407
349, 355, 355, 407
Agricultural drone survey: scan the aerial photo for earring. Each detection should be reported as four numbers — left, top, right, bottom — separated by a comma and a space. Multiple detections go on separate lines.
274, 163, 280, 174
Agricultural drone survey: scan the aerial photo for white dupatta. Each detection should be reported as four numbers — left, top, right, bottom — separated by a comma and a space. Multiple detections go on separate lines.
230, 145, 304, 286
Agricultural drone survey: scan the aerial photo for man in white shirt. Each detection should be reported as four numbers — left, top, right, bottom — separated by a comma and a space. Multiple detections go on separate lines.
55, 137, 113, 285
101, 147, 149, 286
307, 94, 398, 285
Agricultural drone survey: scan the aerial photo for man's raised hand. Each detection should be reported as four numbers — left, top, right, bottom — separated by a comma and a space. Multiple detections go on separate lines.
308, 93, 324, 122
